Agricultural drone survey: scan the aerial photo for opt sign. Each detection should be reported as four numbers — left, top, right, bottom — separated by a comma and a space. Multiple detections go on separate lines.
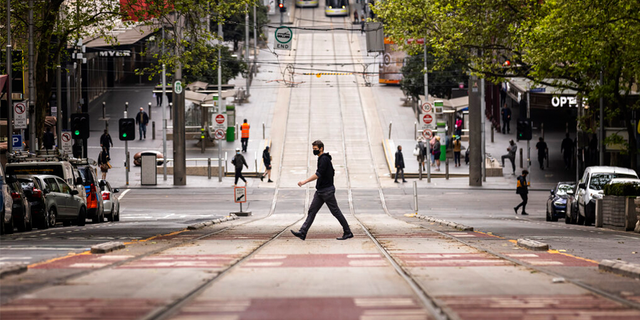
14, 102, 27, 129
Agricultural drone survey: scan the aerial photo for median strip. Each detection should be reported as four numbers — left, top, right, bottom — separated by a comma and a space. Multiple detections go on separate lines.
187, 214, 239, 230
0, 263, 28, 279
414, 214, 474, 231
599, 260, 640, 280
91, 242, 126, 254
516, 239, 550, 251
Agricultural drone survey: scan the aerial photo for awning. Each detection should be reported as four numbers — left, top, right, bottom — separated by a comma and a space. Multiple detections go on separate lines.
84, 24, 155, 48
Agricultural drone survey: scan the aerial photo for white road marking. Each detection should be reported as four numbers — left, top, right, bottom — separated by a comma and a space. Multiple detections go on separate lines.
118, 189, 131, 200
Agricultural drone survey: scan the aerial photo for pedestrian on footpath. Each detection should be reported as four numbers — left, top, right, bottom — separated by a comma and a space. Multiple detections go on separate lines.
453, 136, 462, 167
501, 103, 511, 134
100, 129, 113, 156
561, 133, 574, 169
136, 107, 149, 140
291, 140, 353, 241
416, 138, 426, 172
97, 146, 110, 180
455, 116, 463, 137
430, 136, 437, 167
501, 140, 518, 174
353, 9, 359, 23
241, 119, 250, 152
433, 136, 442, 171
261, 146, 273, 183
514, 170, 530, 215
536, 137, 548, 170
42, 127, 55, 152
394, 145, 406, 183
155, 91, 162, 107
232, 148, 248, 186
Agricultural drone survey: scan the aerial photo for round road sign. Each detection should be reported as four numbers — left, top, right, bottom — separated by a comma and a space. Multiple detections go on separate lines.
61, 132, 71, 142
275, 27, 292, 44
14, 103, 26, 114
214, 129, 226, 140
423, 114, 434, 125
422, 129, 433, 140
421, 102, 432, 113
215, 114, 225, 124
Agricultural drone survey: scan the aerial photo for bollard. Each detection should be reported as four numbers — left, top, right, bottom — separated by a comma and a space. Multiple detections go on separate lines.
169, 102, 173, 120
389, 121, 393, 140
148, 102, 152, 120
235, 123, 239, 141
152, 121, 155, 140
102, 102, 106, 119
262, 122, 265, 139
491, 124, 494, 143
445, 159, 449, 180
413, 181, 418, 214
419, 162, 422, 181
255, 151, 258, 175
541, 123, 544, 139
520, 148, 524, 169
414, 122, 417, 139
208, 158, 212, 179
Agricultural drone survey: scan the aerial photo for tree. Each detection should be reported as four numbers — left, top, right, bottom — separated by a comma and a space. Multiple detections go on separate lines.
184, 45, 246, 84
222, 2, 269, 52
400, 47, 469, 101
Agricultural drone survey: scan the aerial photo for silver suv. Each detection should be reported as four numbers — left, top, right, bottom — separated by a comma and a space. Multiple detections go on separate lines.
32, 175, 87, 226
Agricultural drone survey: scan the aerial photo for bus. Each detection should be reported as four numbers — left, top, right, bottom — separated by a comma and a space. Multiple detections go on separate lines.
296, 0, 319, 7
325, 0, 349, 16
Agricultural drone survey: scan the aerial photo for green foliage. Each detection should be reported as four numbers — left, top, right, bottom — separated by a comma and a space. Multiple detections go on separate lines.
184, 45, 246, 84
222, 3, 269, 51
400, 48, 469, 100
603, 183, 640, 197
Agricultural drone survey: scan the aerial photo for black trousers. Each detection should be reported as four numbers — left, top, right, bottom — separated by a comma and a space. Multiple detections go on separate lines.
300, 186, 351, 235
515, 193, 528, 213
234, 170, 246, 185
395, 167, 405, 182
502, 155, 515, 172
563, 152, 572, 168
502, 120, 510, 133
241, 138, 249, 152
538, 154, 545, 169
454, 151, 461, 166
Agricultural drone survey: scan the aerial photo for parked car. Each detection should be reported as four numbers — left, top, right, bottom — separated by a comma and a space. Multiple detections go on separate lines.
1, 165, 15, 235
18, 176, 55, 229
565, 184, 580, 224
76, 165, 105, 223
546, 182, 575, 222
37, 175, 87, 226
573, 166, 638, 225
99, 180, 120, 222
8, 177, 33, 232
6, 161, 86, 205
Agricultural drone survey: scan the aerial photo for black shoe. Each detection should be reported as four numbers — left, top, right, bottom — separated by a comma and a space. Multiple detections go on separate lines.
260, 175, 264, 182
268, 179, 274, 183
291, 230, 306, 241
394, 180, 399, 183
521, 212, 529, 215
514, 207, 518, 215
336, 232, 354, 240
403, 180, 407, 183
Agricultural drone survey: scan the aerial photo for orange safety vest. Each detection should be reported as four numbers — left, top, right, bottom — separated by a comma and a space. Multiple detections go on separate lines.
241, 123, 250, 138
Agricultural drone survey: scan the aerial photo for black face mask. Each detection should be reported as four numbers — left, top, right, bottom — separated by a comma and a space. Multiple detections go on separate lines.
313, 149, 320, 156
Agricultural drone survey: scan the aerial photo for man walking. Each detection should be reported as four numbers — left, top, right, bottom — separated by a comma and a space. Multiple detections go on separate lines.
136, 107, 149, 140
261, 146, 273, 183
232, 148, 248, 186
292, 140, 353, 241
514, 170, 529, 215
241, 119, 250, 153
536, 137, 548, 170
561, 133, 574, 169
100, 129, 114, 156
501, 140, 518, 174
42, 127, 55, 152
394, 145, 407, 183
501, 104, 511, 134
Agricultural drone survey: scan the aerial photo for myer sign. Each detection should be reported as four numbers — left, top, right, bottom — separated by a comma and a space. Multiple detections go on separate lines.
99, 50, 132, 57
551, 96, 583, 108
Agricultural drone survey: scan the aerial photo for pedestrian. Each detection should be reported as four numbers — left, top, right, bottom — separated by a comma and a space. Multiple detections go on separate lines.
360, 17, 365, 34
241, 119, 250, 153
501, 103, 511, 134
536, 137, 548, 170
455, 116, 463, 137
453, 136, 462, 167
291, 140, 353, 241
433, 136, 442, 171
561, 133, 574, 169
416, 138, 426, 172
514, 170, 530, 215
155, 91, 162, 107
136, 107, 149, 140
231, 147, 248, 186
97, 146, 110, 180
501, 140, 518, 174
430, 136, 437, 166
394, 145, 406, 183
261, 146, 273, 183
354, 9, 359, 23
42, 127, 55, 152
100, 129, 114, 157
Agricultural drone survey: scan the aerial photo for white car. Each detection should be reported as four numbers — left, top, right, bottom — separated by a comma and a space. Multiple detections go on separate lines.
99, 180, 120, 222
574, 166, 638, 225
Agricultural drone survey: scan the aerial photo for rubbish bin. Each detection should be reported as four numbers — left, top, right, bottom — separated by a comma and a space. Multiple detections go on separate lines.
140, 152, 157, 186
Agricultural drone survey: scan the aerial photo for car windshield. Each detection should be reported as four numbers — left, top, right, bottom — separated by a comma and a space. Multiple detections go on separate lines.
556, 184, 575, 196
589, 173, 637, 190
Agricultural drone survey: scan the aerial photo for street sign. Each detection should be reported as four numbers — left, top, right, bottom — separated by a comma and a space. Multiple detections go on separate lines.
215, 114, 225, 124
61, 131, 72, 154
214, 129, 226, 140
13, 102, 27, 129
174, 81, 183, 94
421, 102, 432, 114
274, 26, 292, 51
12, 135, 22, 150
422, 129, 433, 140
422, 114, 434, 125
234, 186, 246, 203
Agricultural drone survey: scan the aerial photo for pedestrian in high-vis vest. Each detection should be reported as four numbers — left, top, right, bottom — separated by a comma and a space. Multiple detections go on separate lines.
241, 119, 250, 152
514, 170, 530, 215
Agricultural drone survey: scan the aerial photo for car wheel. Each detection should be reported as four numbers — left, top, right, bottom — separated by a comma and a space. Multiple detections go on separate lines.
114, 204, 120, 222
4, 215, 14, 234
76, 207, 87, 226
107, 207, 114, 222
577, 212, 585, 225
48, 208, 57, 228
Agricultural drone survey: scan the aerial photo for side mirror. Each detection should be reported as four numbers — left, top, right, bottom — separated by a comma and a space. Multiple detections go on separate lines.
75, 177, 83, 185
113, 188, 119, 193
70, 190, 79, 195
550, 189, 554, 195
578, 183, 586, 189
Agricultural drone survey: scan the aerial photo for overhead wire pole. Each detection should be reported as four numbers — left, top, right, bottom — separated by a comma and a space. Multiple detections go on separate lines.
245, 3, 250, 97
29, 0, 35, 151
218, 20, 223, 182
173, 14, 187, 185
6, 0, 12, 154
481, 78, 486, 182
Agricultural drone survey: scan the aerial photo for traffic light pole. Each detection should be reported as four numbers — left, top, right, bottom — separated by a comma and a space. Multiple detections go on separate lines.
218, 21, 223, 183
173, 14, 187, 186
124, 102, 129, 186
6, 0, 12, 154
527, 91, 531, 177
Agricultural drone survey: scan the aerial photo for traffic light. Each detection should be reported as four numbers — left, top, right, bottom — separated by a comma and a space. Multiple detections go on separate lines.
72, 144, 82, 158
279, 1, 286, 12
70, 113, 90, 139
517, 119, 532, 141
118, 118, 135, 141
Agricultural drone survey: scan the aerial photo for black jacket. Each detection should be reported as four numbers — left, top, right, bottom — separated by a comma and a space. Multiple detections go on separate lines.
97, 151, 110, 165
516, 175, 529, 194
232, 153, 248, 171
395, 150, 405, 169
315, 153, 335, 190
136, 111, 149, 125
263, 149, 271, 166
100, 133, 113, 148
42, 132, 55, 149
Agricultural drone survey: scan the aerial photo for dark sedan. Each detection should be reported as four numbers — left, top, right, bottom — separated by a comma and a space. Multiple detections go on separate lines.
547, 182, 575, 221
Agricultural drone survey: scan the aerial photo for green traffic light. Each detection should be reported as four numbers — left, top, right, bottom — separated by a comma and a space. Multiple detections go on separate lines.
123, 133, 127, 138
74, 130, 80, 136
